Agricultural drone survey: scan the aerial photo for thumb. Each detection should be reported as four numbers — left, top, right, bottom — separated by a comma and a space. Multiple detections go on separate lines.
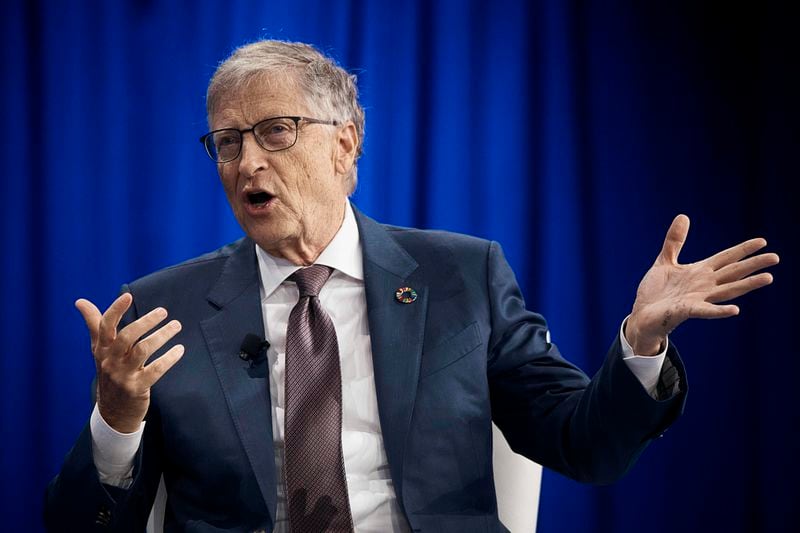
658, 214, 690, 265
75, 298, 102, 349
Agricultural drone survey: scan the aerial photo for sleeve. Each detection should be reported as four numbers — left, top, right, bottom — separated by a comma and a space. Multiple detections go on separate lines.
486, 241, 687, 484
90, 403, 144, 488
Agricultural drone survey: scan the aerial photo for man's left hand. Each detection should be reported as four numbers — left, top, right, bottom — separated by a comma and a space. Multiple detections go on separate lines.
626, 214, 779, 355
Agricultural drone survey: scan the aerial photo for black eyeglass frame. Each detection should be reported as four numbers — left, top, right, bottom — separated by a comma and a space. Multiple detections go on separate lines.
199, 115, 340, 163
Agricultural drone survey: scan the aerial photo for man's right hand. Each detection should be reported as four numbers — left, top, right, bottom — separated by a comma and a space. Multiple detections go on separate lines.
76, 293, 184, 434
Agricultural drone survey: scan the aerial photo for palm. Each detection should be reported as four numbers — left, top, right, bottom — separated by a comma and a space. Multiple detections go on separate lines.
627, 215, 778, 353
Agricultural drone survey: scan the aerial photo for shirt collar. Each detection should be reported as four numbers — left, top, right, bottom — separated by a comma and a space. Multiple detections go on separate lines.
255, 201, 363, 299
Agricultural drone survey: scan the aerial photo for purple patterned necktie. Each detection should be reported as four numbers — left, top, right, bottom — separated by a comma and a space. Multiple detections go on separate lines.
284, 265, 354, 533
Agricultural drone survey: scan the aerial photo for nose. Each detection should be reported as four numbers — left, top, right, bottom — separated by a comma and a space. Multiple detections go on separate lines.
237, 131, 268, 177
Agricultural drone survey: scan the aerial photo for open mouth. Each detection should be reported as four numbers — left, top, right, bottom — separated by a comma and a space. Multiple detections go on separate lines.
246, 191, 274, 207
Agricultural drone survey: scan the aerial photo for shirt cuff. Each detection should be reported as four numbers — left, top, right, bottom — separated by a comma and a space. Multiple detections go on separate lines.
619, 316, 668, 399
90, 403, 144, 488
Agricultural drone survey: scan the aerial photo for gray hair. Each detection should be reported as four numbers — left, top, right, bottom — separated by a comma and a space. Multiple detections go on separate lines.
207, 40, 365, 193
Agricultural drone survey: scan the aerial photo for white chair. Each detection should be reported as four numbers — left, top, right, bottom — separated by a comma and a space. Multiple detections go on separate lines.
492, 422, 542, 532
147, 424, 542, 532
146, 476, 166, 533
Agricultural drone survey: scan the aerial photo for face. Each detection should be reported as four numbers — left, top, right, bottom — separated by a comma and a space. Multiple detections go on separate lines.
209, 74, 357, 262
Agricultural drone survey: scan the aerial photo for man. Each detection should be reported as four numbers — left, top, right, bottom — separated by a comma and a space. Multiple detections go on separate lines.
45, 40, 778, 532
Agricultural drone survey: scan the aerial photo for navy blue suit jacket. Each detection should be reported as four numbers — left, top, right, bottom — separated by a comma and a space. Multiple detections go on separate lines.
45, 207, 687, 532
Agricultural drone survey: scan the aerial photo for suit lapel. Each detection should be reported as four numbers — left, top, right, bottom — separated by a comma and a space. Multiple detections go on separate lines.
199, 238, 278, 521
354, 209, 427, 504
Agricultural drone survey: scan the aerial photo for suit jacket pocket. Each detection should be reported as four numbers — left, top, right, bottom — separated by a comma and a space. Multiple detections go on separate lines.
420, 322, 482, 379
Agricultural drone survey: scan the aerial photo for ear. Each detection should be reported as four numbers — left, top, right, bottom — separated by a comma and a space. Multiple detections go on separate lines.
333, 122, 358, 176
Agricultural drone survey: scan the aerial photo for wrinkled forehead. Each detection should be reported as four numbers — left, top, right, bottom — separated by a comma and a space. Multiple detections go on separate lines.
208, 71, 315, 129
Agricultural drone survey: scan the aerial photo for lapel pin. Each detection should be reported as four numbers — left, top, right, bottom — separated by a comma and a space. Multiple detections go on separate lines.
395, 286, 418, 304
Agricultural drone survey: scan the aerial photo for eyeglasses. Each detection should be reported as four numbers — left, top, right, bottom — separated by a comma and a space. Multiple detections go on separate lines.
199, 116, 339, 163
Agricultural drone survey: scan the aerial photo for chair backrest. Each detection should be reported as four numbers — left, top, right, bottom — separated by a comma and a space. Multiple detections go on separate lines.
146, 477, 166, 533
147, 425, 542, 533
492, 422, 542, 532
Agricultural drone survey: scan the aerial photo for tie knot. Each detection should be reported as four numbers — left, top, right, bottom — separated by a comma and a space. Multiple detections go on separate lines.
289, 265, 332, 297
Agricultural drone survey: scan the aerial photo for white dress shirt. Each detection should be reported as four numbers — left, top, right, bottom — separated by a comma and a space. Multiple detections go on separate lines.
90, 201, 668, 531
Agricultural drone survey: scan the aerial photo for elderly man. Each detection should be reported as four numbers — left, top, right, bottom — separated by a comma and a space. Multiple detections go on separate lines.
45, 40, 778, 532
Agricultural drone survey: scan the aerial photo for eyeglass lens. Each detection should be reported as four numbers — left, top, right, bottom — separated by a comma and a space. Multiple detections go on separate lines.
206, 117, 299, 162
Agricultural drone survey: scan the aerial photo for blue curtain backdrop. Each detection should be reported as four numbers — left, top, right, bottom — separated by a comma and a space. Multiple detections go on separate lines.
2, 1, 797, 531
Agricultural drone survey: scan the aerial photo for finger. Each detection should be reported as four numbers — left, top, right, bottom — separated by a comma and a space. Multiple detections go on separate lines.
116, 307, 170, 355
707, 272, 774, 303
716, 252, 780, 284
658, 214, 690, 265
98, 293, 133, 348
129, 320, 182, 367
688, 301, 740, 319
75, 298, 102, 349
705, 238, 768, 271
141, 344, 185, 388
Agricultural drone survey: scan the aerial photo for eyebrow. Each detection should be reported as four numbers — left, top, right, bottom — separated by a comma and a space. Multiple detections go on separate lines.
211, 110, 294, 129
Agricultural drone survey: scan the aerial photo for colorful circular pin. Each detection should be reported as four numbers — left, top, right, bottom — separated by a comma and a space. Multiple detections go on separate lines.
395, 286, 417, 304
